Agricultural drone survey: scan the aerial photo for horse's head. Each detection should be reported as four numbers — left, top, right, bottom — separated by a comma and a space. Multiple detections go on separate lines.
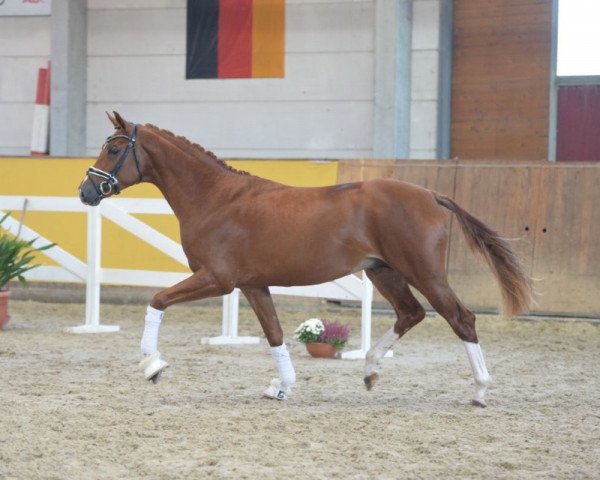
79, 112, 144, 206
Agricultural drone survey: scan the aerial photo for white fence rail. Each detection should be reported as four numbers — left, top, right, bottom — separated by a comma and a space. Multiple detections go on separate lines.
0, 195, 380, 358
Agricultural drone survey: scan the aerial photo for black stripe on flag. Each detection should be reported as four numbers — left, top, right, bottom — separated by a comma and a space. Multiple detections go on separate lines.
186, 0, 220, 79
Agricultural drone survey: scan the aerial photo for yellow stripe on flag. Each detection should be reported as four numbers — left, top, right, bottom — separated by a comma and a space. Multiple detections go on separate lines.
251, 0, 285, 78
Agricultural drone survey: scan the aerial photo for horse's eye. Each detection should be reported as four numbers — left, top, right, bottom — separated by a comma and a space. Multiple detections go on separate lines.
108, 146, 120, 156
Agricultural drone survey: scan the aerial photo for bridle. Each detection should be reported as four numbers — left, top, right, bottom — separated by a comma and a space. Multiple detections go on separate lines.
86, 124, 143, 197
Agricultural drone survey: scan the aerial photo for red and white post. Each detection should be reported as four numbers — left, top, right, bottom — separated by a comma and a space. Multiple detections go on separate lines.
30, 64, 51, 155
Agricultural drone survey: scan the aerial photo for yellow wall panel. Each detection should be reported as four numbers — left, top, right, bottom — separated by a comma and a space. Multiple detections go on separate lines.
228, 159, 337, 186
101, 217, 188, 271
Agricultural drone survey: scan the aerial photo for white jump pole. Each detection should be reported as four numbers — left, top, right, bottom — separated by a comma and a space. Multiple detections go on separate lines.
30, 65, 50, 156
341, 274, 392, 359
222, 289, 239, 337
66, 206, 119, 333
201, 289, 259, 345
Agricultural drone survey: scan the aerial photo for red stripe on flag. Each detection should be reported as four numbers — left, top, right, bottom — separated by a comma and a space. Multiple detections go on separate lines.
218, 0, 253, 78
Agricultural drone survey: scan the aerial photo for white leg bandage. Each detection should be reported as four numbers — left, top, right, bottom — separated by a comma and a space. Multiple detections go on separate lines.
140, 305, 164, 355
464, 342, 492, 406
271, 344, 296, 388
364, 327, 399, 377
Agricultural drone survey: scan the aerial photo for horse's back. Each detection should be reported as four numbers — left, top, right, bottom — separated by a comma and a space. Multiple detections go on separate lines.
360, 178, 445, 218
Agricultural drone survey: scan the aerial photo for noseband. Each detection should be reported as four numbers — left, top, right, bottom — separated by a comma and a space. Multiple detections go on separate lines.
87, 124, 143, 197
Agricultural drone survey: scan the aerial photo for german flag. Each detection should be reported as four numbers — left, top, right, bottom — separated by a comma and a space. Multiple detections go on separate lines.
186, 0, 285, 79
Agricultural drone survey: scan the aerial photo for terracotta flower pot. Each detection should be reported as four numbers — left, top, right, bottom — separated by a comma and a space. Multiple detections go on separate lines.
305, 342, 337, 358
0, 288, 10, 331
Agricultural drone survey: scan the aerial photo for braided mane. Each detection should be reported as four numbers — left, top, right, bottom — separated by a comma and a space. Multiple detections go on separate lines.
144, 123, 249, 175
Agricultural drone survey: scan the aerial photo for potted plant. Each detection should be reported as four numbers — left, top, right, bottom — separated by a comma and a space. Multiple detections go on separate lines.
0, 212, 55, 330
294, 318, 350, 358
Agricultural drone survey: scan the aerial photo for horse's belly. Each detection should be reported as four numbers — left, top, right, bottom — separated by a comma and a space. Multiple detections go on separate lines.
237, 253, 374, 288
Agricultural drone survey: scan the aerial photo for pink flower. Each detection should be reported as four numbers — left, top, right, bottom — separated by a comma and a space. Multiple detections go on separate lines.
317, 320, 350, 350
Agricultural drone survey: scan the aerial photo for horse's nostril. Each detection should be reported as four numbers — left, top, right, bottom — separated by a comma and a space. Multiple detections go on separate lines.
79, 186, 93, 205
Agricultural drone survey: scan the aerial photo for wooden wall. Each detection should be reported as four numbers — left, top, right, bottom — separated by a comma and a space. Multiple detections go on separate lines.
338, 160, 600, 318
451, 0, 553, 160
556, 85, 600, 161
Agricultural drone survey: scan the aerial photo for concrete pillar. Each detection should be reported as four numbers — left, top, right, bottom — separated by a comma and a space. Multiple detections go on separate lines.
50, 0, 87, 156
373, 0, 412, 158
437, 0, 453, 159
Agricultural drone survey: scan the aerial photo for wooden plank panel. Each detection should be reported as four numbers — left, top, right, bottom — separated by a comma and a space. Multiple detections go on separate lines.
452, 52, 550, 84
452, 97, 549, 116
531, 165, 600, 315
336, 160, 456, 196
337, 160, 600, 316
452, 119, 549, 160
373, 162, 456, 196
455, 16, 551, 36
451, 0, 552, 160
447, 163, 539, 313
336, 159, 364, 184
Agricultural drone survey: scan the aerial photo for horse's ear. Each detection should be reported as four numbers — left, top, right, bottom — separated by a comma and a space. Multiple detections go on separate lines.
112, 111, 127, 131
106, 111, 119, 128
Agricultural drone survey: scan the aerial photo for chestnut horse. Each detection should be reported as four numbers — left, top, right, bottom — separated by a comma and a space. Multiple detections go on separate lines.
79, 112, 534, 407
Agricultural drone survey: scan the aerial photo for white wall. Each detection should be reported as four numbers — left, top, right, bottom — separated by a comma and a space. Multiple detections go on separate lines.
0, 16, 50, 155
410, 0, 440, 159
0, 0, 443, 159
86, 0, 375, 159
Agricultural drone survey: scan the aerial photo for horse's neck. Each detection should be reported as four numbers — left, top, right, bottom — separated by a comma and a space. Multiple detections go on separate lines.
147, 145, 235, 217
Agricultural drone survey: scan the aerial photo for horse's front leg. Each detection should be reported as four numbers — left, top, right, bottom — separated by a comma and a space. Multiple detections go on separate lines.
242, 286, 296, 400
139, 268, 231, 383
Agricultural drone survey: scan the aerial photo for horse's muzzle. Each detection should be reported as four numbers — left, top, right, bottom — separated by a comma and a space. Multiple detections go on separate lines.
79, 179, 102, 206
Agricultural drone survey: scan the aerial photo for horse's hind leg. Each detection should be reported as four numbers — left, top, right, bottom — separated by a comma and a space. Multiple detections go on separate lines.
241, 286, 296, 400
363, 266, 426, 390
417, 280, 492, 407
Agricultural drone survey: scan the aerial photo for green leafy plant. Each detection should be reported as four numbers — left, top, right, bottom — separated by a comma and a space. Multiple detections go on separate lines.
0, 212, 55, 291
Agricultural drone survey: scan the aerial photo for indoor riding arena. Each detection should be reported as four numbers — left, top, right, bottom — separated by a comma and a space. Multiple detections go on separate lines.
1, 1, 599, 479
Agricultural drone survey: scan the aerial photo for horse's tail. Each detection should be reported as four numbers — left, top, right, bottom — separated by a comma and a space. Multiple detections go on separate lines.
434, 193, 535, 317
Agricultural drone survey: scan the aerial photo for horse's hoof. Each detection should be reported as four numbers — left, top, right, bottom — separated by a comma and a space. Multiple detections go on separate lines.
471, 399, 487, 408
150, 371, 162, 384
364, 372, 379, 391
263, 378, 290, 401
139, 352, 169, 383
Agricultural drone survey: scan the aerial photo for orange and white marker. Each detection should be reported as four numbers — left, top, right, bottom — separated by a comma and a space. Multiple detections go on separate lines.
30, 65, 50, 155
